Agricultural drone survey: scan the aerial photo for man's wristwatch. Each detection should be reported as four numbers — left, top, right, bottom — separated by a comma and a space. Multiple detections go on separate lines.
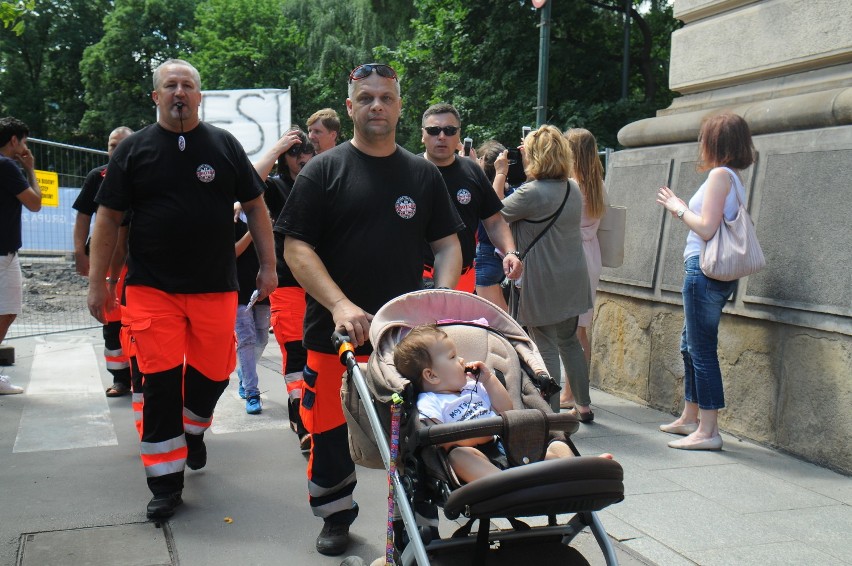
505, 250, 521, 258
676, 208, 687, 219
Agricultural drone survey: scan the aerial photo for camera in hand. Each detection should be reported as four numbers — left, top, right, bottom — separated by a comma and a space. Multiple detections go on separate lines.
506, 147, 525, 186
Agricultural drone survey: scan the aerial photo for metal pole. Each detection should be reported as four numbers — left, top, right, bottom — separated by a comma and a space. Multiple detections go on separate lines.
620, 0, 631, 100
535, 1, 552, 126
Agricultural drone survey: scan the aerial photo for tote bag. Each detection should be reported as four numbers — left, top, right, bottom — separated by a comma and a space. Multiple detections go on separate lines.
700, 173, 766, 281
598, 205, 626, 268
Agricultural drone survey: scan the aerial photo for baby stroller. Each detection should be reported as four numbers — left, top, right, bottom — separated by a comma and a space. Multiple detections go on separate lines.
337, 289, 624, 565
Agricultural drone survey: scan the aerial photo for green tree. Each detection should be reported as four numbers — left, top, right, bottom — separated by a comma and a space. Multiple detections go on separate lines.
0, 0, 110, 143
0, 0, 35, 35
184, 0, 304, 91
79, 0, 198, 143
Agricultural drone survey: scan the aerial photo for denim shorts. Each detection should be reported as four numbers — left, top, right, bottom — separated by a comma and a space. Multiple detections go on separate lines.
475, 243, 504, 287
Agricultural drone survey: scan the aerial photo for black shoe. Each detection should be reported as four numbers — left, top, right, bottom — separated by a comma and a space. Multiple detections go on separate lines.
186, 433, 207, 470
316, 503, 359, 556
146, 492, 182, 520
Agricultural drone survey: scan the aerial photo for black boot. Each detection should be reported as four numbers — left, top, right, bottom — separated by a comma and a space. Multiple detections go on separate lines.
146, 492, 183, 520
185, 433, 207, 470
316, 503, 359, 556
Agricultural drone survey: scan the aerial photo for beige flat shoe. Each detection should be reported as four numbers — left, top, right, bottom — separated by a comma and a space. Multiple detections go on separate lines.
659, 422, 699, 435
667, 435, 722, 451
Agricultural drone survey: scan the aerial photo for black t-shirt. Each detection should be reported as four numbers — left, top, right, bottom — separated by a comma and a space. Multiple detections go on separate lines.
96, 123, 265, 293
424, 155, 503, 268
74, 165, 131, 229
264, 175, 299, 288
275, 142, 464, 355
73, 165, 108, 216
0, 155, 28, 253
234, 217, 269, 305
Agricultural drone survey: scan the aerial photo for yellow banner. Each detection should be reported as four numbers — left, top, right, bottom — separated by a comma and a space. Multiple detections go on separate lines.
35, 170, 59, 208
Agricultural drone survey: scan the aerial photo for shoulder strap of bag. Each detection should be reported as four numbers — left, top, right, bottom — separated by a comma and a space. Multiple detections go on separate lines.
719, 166, 745, 208
519, 183, 570, 261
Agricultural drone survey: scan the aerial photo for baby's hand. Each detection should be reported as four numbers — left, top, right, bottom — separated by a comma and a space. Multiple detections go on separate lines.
465, 361, 492, 382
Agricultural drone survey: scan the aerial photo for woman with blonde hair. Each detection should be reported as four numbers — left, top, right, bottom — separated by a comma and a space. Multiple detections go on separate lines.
656, 112, 755, 450
501, 125, 595, 420
561, 128, 608, 409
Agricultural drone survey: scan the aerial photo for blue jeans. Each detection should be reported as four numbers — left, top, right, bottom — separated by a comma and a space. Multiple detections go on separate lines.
680, 255, 736, 410
235, 303, 271, 397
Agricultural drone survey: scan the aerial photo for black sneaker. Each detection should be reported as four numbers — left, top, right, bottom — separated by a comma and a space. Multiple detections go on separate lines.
146, 492, 182, 520
185, 433, 207, 470
316, 503, 360, 556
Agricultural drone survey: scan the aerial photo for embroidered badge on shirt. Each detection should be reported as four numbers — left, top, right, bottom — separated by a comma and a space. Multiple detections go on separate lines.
395, 196, 416, 219
196, 164, 215, 183
456, 188, 472, 205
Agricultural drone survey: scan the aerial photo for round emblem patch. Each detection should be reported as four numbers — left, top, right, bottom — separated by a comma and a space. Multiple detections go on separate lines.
395, 196, 416, 219
456, 188, 472, 205
196, 164, 216, 183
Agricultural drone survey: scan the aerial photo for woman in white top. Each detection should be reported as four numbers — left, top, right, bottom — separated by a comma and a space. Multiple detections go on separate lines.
561, 128, 608, 410
655, 112, 755, 451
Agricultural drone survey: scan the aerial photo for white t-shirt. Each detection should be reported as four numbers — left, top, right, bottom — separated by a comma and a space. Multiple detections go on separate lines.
684, 166, 746, 260
417, 378, 497, 424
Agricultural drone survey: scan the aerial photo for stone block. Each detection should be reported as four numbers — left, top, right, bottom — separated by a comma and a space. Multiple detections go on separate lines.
715, 318, 776, 443
670, 0, 852, 94
601, 161, 671, 289
647, 307, 687, 415
747, 148, 852, 316
776, 331, 852, 472
590, 297, 651, 404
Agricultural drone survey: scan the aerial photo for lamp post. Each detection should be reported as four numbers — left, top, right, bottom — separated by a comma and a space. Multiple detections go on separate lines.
534, 0, 552, 127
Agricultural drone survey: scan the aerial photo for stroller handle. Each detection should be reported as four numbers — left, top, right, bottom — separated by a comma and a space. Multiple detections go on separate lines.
331, 330, 356, 364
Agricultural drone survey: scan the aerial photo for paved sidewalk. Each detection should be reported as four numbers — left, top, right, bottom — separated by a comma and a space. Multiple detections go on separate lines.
1, 330, 849, 565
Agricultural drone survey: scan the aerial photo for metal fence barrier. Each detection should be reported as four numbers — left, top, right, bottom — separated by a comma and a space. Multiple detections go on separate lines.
11, 138, 107, 338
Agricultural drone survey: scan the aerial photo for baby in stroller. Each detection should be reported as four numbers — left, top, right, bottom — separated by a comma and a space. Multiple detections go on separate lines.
394, 324, 611, 484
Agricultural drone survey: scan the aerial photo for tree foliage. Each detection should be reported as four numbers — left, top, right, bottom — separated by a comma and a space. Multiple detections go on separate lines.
2, 0, 679, 151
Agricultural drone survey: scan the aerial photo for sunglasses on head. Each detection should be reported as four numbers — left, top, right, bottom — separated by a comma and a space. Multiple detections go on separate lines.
423, 126, 459, 137
348, 63, 398, 83
286, 143, 314, 157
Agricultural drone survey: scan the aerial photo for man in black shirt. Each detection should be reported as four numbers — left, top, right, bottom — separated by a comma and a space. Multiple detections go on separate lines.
72, 126, 134, 398
0, 116, 42, 395
87, 59, 277, 521
420, 103, 522, 292
278, 63, 463, 556
253, 127, 315, 449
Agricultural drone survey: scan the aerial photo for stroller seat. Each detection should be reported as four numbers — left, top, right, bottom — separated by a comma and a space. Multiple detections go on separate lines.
338, 290, 625, 565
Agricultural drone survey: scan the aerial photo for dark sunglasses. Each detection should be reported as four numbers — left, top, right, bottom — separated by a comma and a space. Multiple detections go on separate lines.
348, 63, 398, 83
286, 143, 315, 157
423, 126, 459, 137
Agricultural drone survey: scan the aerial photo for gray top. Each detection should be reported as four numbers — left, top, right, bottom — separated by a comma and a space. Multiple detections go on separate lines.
501, 178, 592, 327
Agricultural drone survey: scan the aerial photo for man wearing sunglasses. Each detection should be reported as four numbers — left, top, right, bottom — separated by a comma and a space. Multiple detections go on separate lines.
252, 127, 315, 447
277, 63, 463, 556
421, 103, 523, 292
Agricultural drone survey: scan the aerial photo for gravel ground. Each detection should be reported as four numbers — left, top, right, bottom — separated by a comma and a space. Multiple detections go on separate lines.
12, 255, 95, 338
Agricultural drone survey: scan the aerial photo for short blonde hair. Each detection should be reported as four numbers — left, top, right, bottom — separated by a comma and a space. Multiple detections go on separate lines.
393, 324, 447, 390
523, 124, 572, 181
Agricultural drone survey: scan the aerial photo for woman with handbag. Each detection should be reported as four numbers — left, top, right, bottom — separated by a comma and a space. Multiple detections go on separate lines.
655, 112, 756, 450
501, 125, 594, 419
562, 128, 609, 410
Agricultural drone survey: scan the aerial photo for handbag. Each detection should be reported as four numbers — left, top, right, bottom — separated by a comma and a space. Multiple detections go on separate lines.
598, 205, 626, 268
700, 173, 766, 281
